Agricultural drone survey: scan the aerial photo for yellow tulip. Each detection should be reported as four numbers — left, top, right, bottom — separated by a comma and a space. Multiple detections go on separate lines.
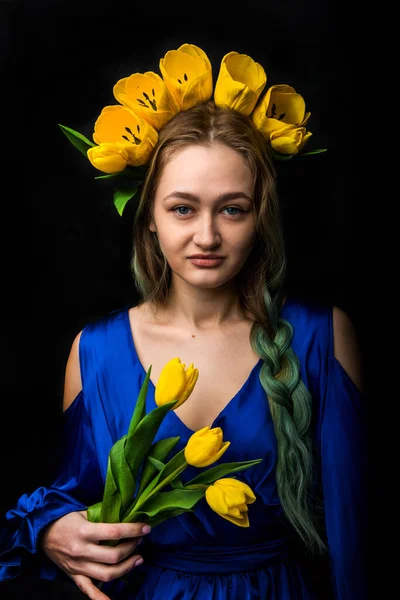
205, 478, 256, 527
159, 43, 213, 111
270, 124, 312, 155
87, 142, 130, 174
251, 84, 311, 142
214, 51, 266, 116
155, 357, 199, 409
91, 105, 158, 168
113, 71, 180, 131
184, 426, 230, 467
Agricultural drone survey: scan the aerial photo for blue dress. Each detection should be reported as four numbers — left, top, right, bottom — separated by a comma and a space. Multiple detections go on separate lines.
0, 297, 367, 599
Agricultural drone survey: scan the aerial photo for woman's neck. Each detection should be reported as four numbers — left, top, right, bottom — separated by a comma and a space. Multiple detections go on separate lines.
154, 279, 248, 330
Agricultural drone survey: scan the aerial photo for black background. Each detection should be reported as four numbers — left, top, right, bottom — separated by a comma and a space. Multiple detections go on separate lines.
2, 0, 367, 520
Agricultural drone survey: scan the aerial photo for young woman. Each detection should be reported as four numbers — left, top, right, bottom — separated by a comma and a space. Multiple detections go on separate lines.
0, 100, 366, 599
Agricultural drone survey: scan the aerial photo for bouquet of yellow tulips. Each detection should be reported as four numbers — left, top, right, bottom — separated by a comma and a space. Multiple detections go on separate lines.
87, 358, 262, 537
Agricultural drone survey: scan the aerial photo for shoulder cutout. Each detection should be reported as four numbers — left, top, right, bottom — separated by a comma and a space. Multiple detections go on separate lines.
63, 331, 83, 412
332, 306, 364, 393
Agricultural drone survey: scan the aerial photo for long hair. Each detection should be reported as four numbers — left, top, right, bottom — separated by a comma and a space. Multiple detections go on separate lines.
131, 101, 325, 552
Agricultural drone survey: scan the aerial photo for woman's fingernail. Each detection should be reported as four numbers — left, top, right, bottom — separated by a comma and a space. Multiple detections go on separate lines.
142, 525, 151, 534
137, 536, 143, 546
135, 558, 144, 566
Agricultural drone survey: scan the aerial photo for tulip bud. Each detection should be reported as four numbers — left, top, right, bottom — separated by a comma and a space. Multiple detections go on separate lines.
87, 142, 129, 174
155, 358, 199, 409
270, 125, 312, 155
251, 84, 311, 148
205, 478, 256, 527
160, 43, 213, 111
184, 426, 230, 467
214, 51, 267, 116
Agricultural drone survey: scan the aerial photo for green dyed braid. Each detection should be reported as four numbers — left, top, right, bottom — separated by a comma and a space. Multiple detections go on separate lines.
250, 287, 326, 553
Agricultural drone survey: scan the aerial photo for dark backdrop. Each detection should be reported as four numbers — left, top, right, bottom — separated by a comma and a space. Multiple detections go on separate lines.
2, 0, 366, 520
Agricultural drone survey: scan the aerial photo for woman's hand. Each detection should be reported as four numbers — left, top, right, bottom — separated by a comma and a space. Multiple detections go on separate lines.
40, 510, 151, 600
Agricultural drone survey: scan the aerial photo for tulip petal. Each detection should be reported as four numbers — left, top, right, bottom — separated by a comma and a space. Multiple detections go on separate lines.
220, 512, 250, 527
270, 88, 305, 124
214, 51, 266, 116
205, 485, 229, 514
155, 360, 187, 406
270, 126, 311, 155
205, 477, 255, 527
224, 488, 246, 507
184, 426, 230, 467
160, 44, 213, 111
215, 478, 257, 504
227, 507, 243, 518
177, 43, 212, 69
92, 105, 158, 167
192, 441, 230, 468
87, 143, 129, 174
252, 84, 311, 144
113, 71, 180, 131
174, 364, 199, 408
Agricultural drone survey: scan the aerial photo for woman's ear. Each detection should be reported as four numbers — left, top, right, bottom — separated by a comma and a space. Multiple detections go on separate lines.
149, 221, 157, 233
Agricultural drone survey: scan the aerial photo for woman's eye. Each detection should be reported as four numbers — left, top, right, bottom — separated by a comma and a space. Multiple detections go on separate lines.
223, 207, 245, 216
174, 206, 193, 216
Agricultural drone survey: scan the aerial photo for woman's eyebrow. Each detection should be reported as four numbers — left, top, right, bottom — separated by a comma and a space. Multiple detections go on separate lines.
162, 191, 253, 203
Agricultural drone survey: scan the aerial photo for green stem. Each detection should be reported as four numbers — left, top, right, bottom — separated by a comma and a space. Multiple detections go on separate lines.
123, 463, 187, 521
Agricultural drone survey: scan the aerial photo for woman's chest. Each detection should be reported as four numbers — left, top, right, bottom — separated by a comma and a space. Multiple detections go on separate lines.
129, 309, 260, 431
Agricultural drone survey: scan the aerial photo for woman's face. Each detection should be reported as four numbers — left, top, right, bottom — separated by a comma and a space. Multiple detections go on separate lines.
150, 142, 256, 291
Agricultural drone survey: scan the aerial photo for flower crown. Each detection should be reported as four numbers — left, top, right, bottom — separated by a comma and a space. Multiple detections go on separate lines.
59, 43, 326, 216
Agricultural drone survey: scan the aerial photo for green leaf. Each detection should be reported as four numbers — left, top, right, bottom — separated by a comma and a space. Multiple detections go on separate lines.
147, 456, 165, 471
145, 456, 184, 489
156, 448, 186, 484
127, 367, 151, 438
269, 148, 295, 161
99, 453, 123, 523
138, 488, 205, 517
113, 186, 139, 216
135, 436, 180, 499
100, 434, 138, 520
87, 501, 102, 522
167, 476, 184, 490
135, 448, 187, 505
146, 508, 194, 527
95, 173, 122, 180
126, 455, 187, 518
58, 124, 95, 157
298, 148, 328, 156
123, 507, 194, 528
149, 437, 180, 463
123, 401, 177, 483
184, 458, 263, 486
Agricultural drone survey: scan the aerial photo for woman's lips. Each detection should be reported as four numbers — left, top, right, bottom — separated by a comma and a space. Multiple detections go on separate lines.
188, 257, 225, 267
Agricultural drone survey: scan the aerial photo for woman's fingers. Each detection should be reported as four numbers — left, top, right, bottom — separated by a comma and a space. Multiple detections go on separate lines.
86, 521, 151, 543
72, 551, 142, 583
73, 573, 112, 600
81, 537, 143, 564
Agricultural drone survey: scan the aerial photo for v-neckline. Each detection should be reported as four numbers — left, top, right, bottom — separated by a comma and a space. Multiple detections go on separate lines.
123, 308, 263, 434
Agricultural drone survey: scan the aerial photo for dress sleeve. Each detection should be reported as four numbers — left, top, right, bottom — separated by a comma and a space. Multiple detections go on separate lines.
0, 391, 104, 582
319, 356, 368, 600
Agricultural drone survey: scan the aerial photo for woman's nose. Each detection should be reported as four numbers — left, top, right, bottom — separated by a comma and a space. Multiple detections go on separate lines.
192, 216, 221, 248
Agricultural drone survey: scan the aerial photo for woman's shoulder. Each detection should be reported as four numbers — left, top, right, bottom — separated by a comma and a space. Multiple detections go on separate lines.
283, 295, 364, 393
